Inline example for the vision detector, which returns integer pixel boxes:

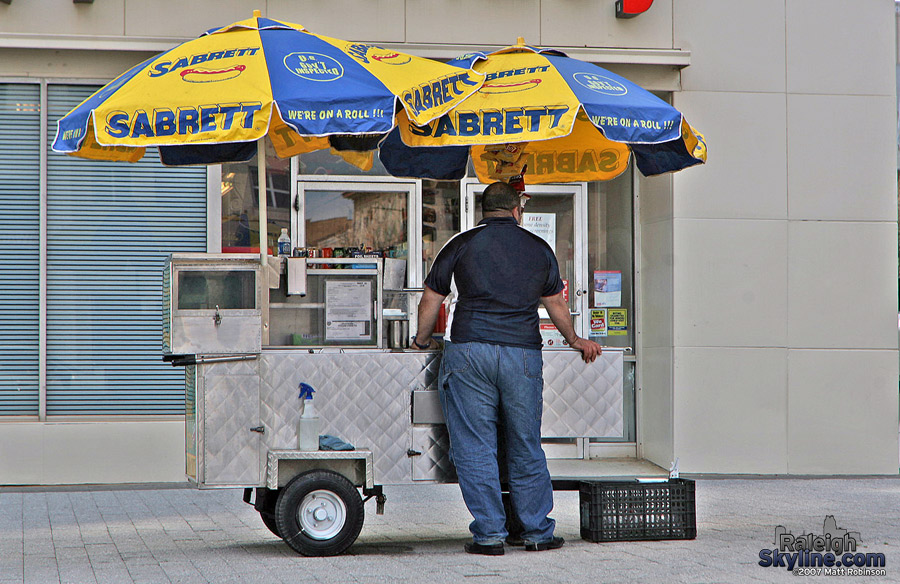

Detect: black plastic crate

[579,479,697,542]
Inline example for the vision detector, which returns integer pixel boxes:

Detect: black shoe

[524,536,565,552]
[465,541,505,556]
[505,536,525,546]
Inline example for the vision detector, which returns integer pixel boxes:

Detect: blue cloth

[424,216,563,350]
[438,341,555,544]
[318,434,355,451]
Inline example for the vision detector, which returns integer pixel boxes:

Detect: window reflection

[177,271,256,310]
[221,148,290,253]
[422,181,461,274]
[587,170,633,348]
[305,190,408,258]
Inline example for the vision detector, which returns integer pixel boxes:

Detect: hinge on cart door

[249,426,265,434]
[406,449,421,457]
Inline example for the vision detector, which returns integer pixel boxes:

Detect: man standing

[412,181,602,555]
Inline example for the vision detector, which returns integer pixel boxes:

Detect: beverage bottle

[297,382,320,451]
[277,228,291,257]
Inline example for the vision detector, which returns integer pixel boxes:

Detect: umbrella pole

[257,137,267,266]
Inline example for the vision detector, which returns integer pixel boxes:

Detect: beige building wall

[669,0,899,474]
[0,0,896,482]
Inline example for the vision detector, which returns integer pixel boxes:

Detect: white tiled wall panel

[787,349,899,474]
[786,0,896,96]
[674,218,788,348]
[674,347,788,474]
[405,0,541,46]
[541,0,673,50]
[674,0,786,93]
[787,94,898,222]
[673,91,788,221]
[787,221,899,350]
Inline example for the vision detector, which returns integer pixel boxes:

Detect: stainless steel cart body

[186,350,624,489]
[165,253,624,555]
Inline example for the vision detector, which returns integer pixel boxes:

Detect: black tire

[274,470,364,556]
[259,511,281,538]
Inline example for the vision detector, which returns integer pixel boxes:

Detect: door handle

[249,426,265,434]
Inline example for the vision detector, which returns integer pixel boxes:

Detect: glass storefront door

[463,180,588,345]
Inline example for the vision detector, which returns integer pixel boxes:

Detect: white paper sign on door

[522,213,556,253]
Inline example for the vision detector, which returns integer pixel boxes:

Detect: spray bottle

[297,382,320,451]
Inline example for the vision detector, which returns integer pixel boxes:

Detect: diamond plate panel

[201,360,261,486]
[407,351,623,438]
[541,351,624,438]
[411,426,457,482]
[266,450,374,490]
[195,350,620,488]
[259,352,441,485]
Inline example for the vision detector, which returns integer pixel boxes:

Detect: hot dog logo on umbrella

[346,43,412,66]
[283,52,344,81]
[371,50,412,65]
[479,78,542,93]
[180,64,247,83]
[479,65,548,94]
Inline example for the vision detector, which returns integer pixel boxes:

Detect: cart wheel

[274,470,364,556]
[259,511,281,538]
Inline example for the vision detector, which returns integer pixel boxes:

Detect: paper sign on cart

[325,280,372,341]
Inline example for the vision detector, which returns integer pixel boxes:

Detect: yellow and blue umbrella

[52,12,483,166]
[379,41,706,184]
[51,11,484,264]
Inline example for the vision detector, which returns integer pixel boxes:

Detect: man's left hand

[570,337,602,363]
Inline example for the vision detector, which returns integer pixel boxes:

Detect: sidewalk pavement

[1,477,899,584]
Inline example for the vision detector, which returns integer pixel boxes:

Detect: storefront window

[221,145,291,254]
[303,189,408,257]
[422,180,461,275]
[587,171,634,349]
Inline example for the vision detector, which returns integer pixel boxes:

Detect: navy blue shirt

[424,216,564,350]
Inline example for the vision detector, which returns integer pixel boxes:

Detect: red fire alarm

[615,0,654,18]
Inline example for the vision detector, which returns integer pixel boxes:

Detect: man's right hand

[570,337,602,363]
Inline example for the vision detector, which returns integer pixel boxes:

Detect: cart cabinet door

[541,351,624,438]
[410,426,456,482]
[202,365,261,486]
[172,267,262,355]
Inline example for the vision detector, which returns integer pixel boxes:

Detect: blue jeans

[438,341,555,544]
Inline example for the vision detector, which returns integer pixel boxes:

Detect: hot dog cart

[163,178,628,556]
